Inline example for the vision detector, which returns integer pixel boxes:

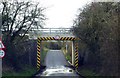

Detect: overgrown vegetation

[73,2,119,76]
[3,66,36,77]
[1,0,46,76]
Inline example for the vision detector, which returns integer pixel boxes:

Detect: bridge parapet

[29,28,74,39]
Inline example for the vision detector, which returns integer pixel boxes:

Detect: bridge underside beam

[38,37,79,41]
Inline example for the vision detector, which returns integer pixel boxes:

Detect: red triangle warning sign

[0,38,5,49]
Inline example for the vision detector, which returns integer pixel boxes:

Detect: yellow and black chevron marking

[37,37,80,69]
[38,37,79,41]
[37,38,41,70]
[60,37,76,41]
[75,43,79,69]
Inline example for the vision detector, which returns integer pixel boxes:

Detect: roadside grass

[77,66,99,78]
[2,67,36,77]
[66,55,71,62]
[41,47,49,65]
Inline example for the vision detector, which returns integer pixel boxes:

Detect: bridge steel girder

[36,36,80,70]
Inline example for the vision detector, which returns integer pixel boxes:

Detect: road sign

[0,38,5,49]
[0,50,5,58]
[54,35,60,40]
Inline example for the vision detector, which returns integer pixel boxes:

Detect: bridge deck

[29,28,75,39]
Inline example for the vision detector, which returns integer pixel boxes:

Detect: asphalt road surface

[45,50,69,68]
[36,50,79,77]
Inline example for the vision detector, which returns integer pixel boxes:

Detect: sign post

[0,13,2,78]
[0,38,5,78]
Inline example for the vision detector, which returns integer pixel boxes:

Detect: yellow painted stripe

[42,37,45,40]
[75,48,78,50]
[44,37,46,40]
[45,37,48,40]
[75,57,78,61]
[75,52,78,55]
[37,51,40,55]
[75,54,78,57]
[38,37,41,40]
[37,40,41,44]
[75,47,78,50]
[46,37,49,40]
[37,57,40,60]
[53,37,55,40]
[39,37,42,40]
[37,60,40,64]
[37,42,41,45]
[41,37,43,40]
[37,66,40,69]
[50,37,53,40]
[60,37,62,40]
[37,67,40,69]
[37,50,40,53]
[69,37,72,40]
[75,63,78,67]
[71,37,73,40]
[62,37,65,40]
[37,45,40,48]
[73,37,76,40]
[42,37,44,40]
[37,48,40,51]
[37,40,41,43]
[37,50,40,54]
[75,66,78,68]
[75,50,78,52]
[60,37,63,40]
[49,37,51,40]
[37,54,40,58]
[68,37,71,40]
[37,63,40,66]
[67,37,69,40]
[74,38,76,40]
[37,66,40,68]
[66,37,69,40]
[48,37,50,40]
[75,60,78,64]
[75,53,78,55]
[64,37,67,40]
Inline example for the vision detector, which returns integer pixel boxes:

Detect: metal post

[72,41,74,66]
[66,41,67,54]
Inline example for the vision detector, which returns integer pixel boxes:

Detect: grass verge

[2,67,36,78]
[77,66,99,78]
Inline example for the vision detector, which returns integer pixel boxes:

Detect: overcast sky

[4,0,92,28]
[33,0,92,28]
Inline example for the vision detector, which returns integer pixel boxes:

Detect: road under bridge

[35,50,81,77]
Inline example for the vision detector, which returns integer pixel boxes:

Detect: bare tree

[1,0,46,71]
[2,0,46,43]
